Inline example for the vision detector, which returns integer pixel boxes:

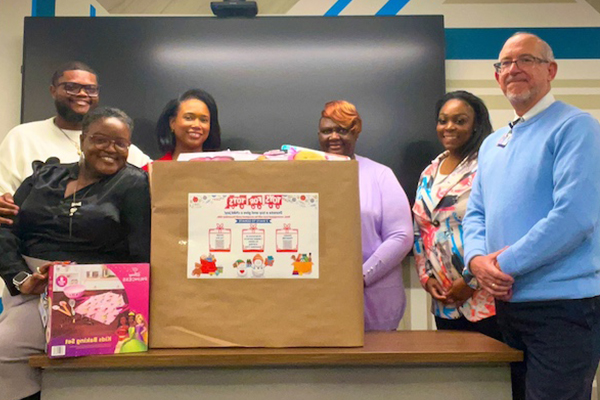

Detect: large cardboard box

[149,161,363,348]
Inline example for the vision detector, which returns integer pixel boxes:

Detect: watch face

[13,271,31,285]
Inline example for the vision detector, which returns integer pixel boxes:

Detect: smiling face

[51,70,99,124]
[318,117,359,158]
[170,99,211,154]
[495,34,557,115]
[436,99,475,156]
[80,117,130,177]
[252,264,265,277]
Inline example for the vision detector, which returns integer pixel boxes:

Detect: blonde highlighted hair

[321,100,362,134]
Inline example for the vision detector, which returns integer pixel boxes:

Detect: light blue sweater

[464,101,600,302]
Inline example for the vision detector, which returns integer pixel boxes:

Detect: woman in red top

[144,89,221,170]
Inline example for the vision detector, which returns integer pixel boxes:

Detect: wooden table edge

[30,331,523,369]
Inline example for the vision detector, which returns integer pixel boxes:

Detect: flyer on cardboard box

[187,193,319,279]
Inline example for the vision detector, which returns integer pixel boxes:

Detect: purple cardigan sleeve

[362,167,413,287]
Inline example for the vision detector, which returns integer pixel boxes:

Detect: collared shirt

[514,92,556,122]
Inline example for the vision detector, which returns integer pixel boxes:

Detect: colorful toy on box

[174,146,350,162]
[44,263,150,358]
[279,145,350,161]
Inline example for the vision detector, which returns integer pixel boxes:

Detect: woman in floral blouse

[413,91,501,340]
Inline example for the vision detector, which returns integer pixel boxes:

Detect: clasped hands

[469,248,513,301]
[425,276,474,306]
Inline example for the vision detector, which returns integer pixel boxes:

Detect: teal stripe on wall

[31,0,55,16]
[325,0,353,16]
[446,28,600,60]
[376,0,411,16]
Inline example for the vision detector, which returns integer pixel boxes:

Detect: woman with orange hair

[318,100,413,331]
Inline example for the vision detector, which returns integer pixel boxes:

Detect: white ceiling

[97,0,299,15]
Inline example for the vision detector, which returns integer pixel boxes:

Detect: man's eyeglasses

[85,134,131,152]
[319,127,351,136]
[493,55,549,74]
[56,82,100,97]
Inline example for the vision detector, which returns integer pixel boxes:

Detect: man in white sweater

[0,61,150,198]
[0,61,150,310]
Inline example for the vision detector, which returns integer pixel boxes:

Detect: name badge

[497,131,512,148]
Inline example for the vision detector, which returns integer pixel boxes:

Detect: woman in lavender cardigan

[317,100,413,331]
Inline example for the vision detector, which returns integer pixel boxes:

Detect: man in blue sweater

[463,32,600,400]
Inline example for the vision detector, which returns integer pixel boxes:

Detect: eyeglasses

[318,127,351,136]
[85,134,131,152]
[493,55,549,74]
[56,82,100,97]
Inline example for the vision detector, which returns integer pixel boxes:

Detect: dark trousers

[496,296,600,400]
[435,315,504,342]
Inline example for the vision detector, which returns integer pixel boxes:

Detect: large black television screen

[22,16,445,202]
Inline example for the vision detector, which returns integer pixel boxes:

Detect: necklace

[55,123,82,156]
[68,182,93,237]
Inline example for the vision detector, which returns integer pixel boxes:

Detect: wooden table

[31,331,522,400]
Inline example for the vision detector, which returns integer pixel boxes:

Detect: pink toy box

[45,263,150,358]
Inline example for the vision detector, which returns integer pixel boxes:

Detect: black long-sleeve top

[0,161,151,296]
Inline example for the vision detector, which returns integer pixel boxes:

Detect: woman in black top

[0,107,150,400]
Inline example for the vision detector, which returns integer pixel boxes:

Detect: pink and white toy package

[45,263,150,358]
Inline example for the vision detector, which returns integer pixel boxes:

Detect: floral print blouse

[413,151,495,322]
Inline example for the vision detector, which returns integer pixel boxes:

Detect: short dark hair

[434,90,493,160]
[82,106,134,135]
[156,88,221,154]
[51,61,97,86]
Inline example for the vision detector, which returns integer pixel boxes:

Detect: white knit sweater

[0,117,151,194]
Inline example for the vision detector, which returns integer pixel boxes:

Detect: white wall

[55,0,108,16]
[0,0,31,143]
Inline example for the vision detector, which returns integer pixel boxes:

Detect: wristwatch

[12,271,32,292]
